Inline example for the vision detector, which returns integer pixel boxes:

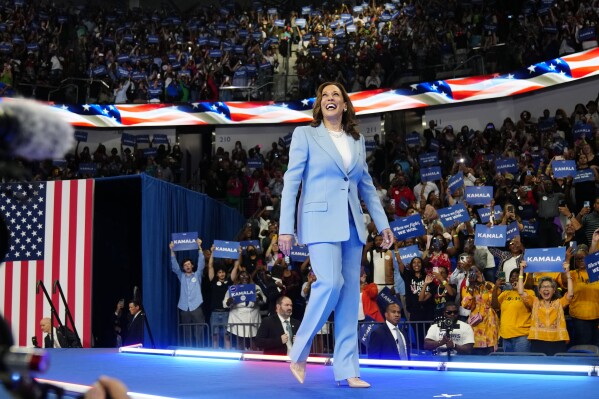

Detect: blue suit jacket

[279,123,389,244]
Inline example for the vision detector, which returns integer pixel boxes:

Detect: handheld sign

[521,220,538,237]
[474,224,507,247]
[552,160,576,178]
[397,244,422,265]
[584,251,599,283]
[74,130,88,142]
[477,205,503,224]
[376,286,401,314]
[448,172,464,194]
[78,163,96,176]
[437,203,470,227]
[171,232,198,251]
[421,166,442,182]
[495,158,518,174]
[574,169,595,183]
[240,240,261,254]
[506,221,520,240]
[390,214,426,241]
[418,152,439,167]
[465,186,493,205]
[228,284,256,304]
[213,240,240,259]
[524,247,566,272]
[290,245,309,262]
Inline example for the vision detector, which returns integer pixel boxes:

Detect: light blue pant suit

[279,123,390,380]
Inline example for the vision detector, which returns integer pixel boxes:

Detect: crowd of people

[1,1,599,103]
[164,91,599,358]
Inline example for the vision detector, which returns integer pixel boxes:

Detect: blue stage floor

[32,349,598,399]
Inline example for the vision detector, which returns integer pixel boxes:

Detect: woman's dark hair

[310,81,359,140]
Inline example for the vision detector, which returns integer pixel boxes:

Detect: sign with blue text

[228,284,256,303]
[437,203,470,227]
[390,214,426,241]
[477,205,503,224]
[465,186,493,205]
[474,224,507,247]
[171,232,198,251]
[524,247,566,272]
[213,240,240,259]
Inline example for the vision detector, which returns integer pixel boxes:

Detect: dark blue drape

[140,174,246,347]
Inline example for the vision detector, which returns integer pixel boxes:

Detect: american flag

[48,47,599,128]
[0,180,94,347]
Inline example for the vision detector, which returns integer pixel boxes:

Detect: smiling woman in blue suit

[278,82,394,388]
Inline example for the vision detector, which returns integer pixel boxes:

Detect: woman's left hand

[380,228,395,250]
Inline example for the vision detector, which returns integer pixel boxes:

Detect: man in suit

[255,296,300,355]
[123,299,145,346]
[368,303,408,360]
[40,317,81,348]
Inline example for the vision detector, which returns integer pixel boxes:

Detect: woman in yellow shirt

[569,245,599,346]
[517,259,573,355]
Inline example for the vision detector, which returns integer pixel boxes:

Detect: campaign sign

[52,159,67,168]
[506,221,520,240]
[228,284,256,304]
[390,214,426,241]
[171,232,198,251]
[524,247,566,272]
[406,132,421,147]
[74,130,88,142]
[213,240,240,259]
[421,166,442,182]
[465,186,493,205]
[153,134,168,144]
[376,286,401,314]
[437,203,470,227]
[495,158,518,174]
[136,134,150,144]
[397,244,422,264]
[584,251,599,283]
[429,139,439,151]
[521,220,538,237]
[552,160,576,178]
[240,240,261,254]
[573,123,592,140]
[290,245,309,262]
[418,152,439,167]
[448,172,464,194]
[247,158,263,169]
[398,197,409,211]
[78,163,96,176]
[121,133,136,147]
[477,205,503,223]
[474,224,507,247]
[359,315,377,347]
[143,147,157,158]
[574,169,595,183]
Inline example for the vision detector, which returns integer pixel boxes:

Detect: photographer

[424,303,474,355]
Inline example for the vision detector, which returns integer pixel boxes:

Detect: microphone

[0,346,50,374]
[0,98,74,161]
[35,280,41,294]
[52,280,58,294]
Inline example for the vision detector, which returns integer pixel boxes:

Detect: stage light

[174,349,243,360]
[240,353,330,364]
[35,378,176,399]
[119,347,175,356]
[445,361,596,375]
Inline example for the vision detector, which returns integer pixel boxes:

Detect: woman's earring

[344,108,347,112]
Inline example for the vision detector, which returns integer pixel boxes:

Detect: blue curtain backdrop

[140,174,246,347]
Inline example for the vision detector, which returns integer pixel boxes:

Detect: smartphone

[506,205,514,213]
[432,266,439,274]
[569,241,577,252]
[584,201,590,208]
[496,271,505,279]
[459,255,468,263]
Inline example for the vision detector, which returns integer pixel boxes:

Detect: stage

[27,348,599,399]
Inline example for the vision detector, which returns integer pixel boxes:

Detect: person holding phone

[577,197,599,245]
[573,151,598,213]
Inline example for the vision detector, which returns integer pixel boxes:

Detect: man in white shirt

[424,303,474,355]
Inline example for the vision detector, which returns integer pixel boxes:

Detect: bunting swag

[46,47,599,128]
[0,180,94,347]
